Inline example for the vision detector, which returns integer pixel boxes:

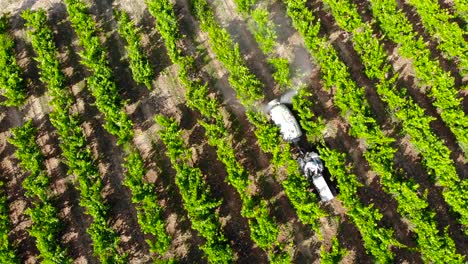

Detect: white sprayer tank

[312,175,334,202]
[268,100,302,142]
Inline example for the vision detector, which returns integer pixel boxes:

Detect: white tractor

[267,99,334,202]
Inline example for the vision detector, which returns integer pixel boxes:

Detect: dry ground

[0,0,467,263]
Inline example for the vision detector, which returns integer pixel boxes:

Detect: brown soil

[350,0,467,163]
[313,0,467,256]
[396,0,465,84]
[0,0,467,262]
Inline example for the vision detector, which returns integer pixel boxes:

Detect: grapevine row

[235,0,292,88]
[320,237,347,264]
[144,0,286,260]
[321,147,399,262]
[109,6,173,256]
[0,181,18,263]
[8,121,72,263]
[367,0,468,156]
[60,2,173,257]
[64,0,133,145]
[282,0,464,262]
[191,0,327,236]
[236,0,384,255]
[0,23,20,254]
[155,115,234,263]
[22,9,125,262]
[192,0,264,106]
[113,9,154,90]
[0,15,26,107]
[229,0,347,258]
[452,0,468,23]
[122,150,172,256]
[292,89,401,262]
[321,0,468,236]
[405,0,468,75]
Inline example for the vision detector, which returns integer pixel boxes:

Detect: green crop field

[0,0,466,262]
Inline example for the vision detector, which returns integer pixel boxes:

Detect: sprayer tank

[268,100,302,142]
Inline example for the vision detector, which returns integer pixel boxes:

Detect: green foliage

[323,0,468,240]
[405,0,468,75]
[249,8,276,54]
[453,0,468,24]
[294,89,399,262]
[155,115,234,263]
[321,148,399,262]
[8,120,72,263]
[112,6,172,258]
[113,9,154,89]
[368,0,468,157]
[64,0,133,145]
[269,250,291,264]
[291,89,325,143]
[238,2,292,89]
[122,151,171,255]
[235,0,257,14]
[246,110,326,235]
[145,0,182,64]
[27,202,72,264]
[146,0,283,257]
[24,8,171,260]
[8,121,48,201]
[221,2,325,239]
[22,9,126,263]
[0,15,27,107]
[0,181,18,264]
[320,237,347,264]
[284,0,465,262]
[191,0,264,105]
[190,0,326,240]
[268,57,291,88]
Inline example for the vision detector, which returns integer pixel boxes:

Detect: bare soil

[0,0,466,263]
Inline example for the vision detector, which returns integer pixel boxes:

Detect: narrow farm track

[0,0,466,262]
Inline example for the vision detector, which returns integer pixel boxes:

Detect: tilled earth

[0,0,467,263]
